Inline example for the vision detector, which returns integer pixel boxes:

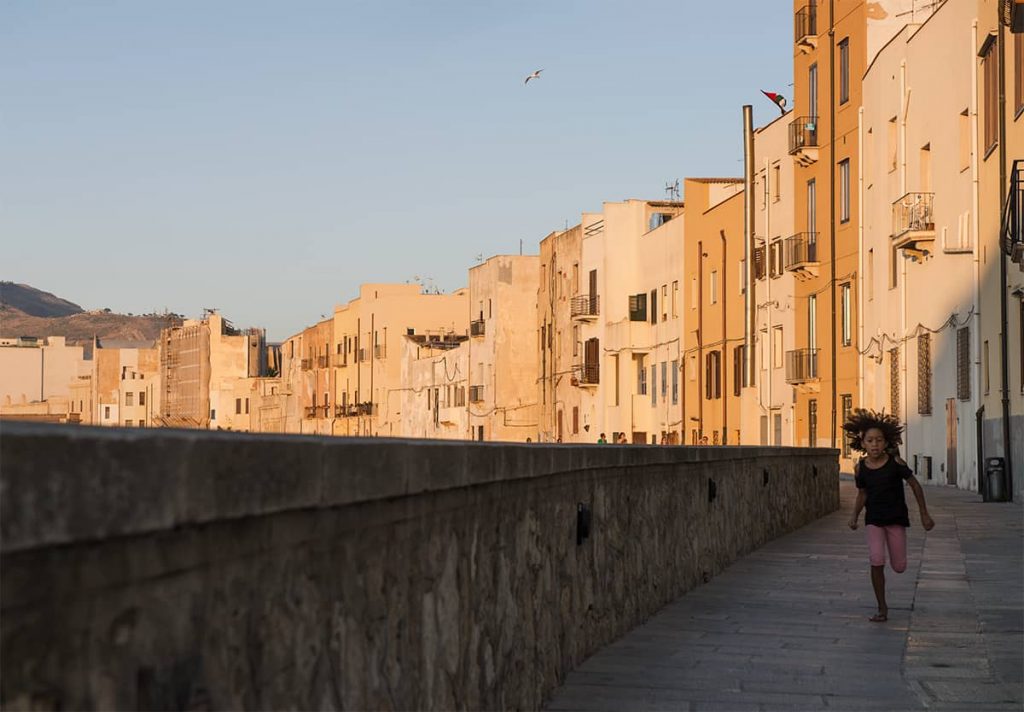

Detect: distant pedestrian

[845,409,934,623]
[699,435,709,446]
[618,434,628,445]
[597,433,607,444]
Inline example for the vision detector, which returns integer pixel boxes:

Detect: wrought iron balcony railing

[575,363,599,385]
[785,348,819,384]
[788,116,819,153]
[570,294,600,319]
[1001,159,1023,263]
[892,192,935,238]
[794,4,818,50]
[470,319,485,337]
[784,232,819,272]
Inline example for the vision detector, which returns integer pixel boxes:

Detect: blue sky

[2,1,791,340]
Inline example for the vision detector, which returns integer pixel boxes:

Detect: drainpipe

[857,106,865,413]
[900,60,911,458]
[970,19,982,491]
[997,21,1012,498]
[829,0,838,449]
[764,157,774,426]
[743,105,756,389]
[721,229,728,443]
[698,240,704,438]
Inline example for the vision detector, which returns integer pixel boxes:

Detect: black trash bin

[985,457,1007,502]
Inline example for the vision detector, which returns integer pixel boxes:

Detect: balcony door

[808,63,818,119]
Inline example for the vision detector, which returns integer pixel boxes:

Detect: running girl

[845,409,935,623]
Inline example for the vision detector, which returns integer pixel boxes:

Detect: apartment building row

[2,0,1019,497]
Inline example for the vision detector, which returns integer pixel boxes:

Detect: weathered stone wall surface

[1,423,839,711]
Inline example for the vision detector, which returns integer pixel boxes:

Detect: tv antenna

[664,179,680,202]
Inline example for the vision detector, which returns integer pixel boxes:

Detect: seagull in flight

[524,69,543,85]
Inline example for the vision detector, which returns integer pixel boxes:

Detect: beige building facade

[751,115,799,447]
[467,255,540,442]
[399,334,469,440]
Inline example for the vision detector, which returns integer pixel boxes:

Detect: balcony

[573,363,600,387]
[788,116,819,166]
[304,406,319,419]
[1001,0,1024,32]
[892,192,935,258]
[470,319,485,337]
[358,348,368,362]
[570,295,600,320]
[783,232,819,277]
[794,4,818,53]
[469,385,484,403]
[300,358,312,371]
[1001,159,1023,265]
[785,348,819,385]
[317,356,328,369]
[374,344,386,360]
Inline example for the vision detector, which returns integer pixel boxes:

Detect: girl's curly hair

[842,408,904,453]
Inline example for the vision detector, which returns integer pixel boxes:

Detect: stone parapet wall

[1,423,839,710]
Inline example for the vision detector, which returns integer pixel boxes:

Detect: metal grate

[956,327,971,400]
[917,333,932,415]
[889,347,900,418]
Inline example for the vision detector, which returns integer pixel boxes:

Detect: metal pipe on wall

[743,105,756,388]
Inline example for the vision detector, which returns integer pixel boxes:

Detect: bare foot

[869,611,888,623]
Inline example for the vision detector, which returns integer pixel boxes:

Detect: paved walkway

[545,480,1022,711]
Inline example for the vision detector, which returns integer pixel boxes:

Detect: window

[984,339,990,394]
[650,289,658,325]
[573,263,579,294]
[808,294,817,350]
[773,326,784,368]
[839,159,851,223]
[841,395,853,458]
[890,347,900,418]
[888,117,898,172]
[573,406,579,435]
[573,325,579,357]
[651,364,657,405]
[125,419,133,427]
[959,109,971,172]
[124,392,134,406]
[733,346,745,397]
[138,420,145,427]
[629,293,647,321]
[753,246,766,280]
[637,356,647,395]
[671,359,679,404]
[138,391,146,407]
[235,398,242,415]
[890,243,900,289]
[1016,33,1024,117]
[705,351,722,400]
[661,284,668,321]
[867,248,875,301]
[210,409,216,420]
[839,38,849,104]
[807,179,816,233]
[104,406,111,419]
[661,361,667,400]
[710,271,718,304]
[841,283,852,346]
[918,333,932,415]
[612,354,620,406]
[772,163,781,202]
[672,281,679,317]
[982,36,998,155]
[808,399,818,446]
[769,239,783,278]
[808,63,818,119]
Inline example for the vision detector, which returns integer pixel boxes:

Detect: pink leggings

[866,524,907,572]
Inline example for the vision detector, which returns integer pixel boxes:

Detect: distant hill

[0,282,183,346]
[0,282,83,318]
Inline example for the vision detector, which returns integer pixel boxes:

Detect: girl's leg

[886,525,908,573]
[866,525,888,621]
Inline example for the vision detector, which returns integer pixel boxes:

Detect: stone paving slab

[544,480,1022,711]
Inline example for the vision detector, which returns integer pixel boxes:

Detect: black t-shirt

[855,456,914,527]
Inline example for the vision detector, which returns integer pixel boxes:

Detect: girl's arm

[906,476,935,530]
[849,489,866,529]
